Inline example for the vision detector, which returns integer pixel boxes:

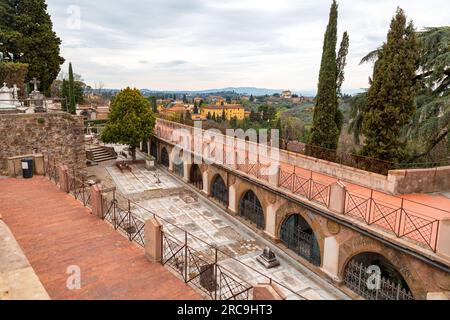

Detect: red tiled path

[0,176,201,300]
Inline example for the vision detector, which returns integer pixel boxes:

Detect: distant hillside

[88,87,365,97]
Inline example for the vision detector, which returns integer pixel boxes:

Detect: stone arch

[173,149,184,177]
[210,174,228,206]
[274,202,325,266]
[338,237,424,299]
[239,190,265,230]
[160,146,170,168]
[342,251,414,300]
[279,213,322,266]
[190,164,203,190]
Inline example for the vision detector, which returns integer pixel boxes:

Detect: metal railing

[344,260,414,300]
[43,155,93,208]
[99,190,307,300]
[344,190,441,252]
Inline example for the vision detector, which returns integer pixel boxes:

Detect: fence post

[328,181,346,214]
[144,218,163,263]
[58,165,69,193]
[90,183,104,218]
[128,200,132,241]
[184,231,188,282]
[214,247,218,301]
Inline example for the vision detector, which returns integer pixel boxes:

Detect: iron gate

[211,175,228,206]
[190,164,203,190]
[239,191,265,230]
[151,142,158,160]
[280,214,321,266]
[344,260,414,300]
[161,148,170,167]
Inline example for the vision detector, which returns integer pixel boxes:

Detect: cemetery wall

[0,112,86,173]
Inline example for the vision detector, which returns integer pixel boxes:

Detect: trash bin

[21,158,34,179]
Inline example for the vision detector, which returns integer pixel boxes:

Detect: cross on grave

[30,78,40,92]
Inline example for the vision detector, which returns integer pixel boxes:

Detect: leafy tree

[310,0,345,150]
[101,88,155,161]
[222,108,226,121]
[68,63,76,114]
[249,94,254,102]
[361,8,419,161]
[0,0,64,95]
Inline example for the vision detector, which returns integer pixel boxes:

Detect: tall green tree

[68,63,76,114]
[101,88,155,161]
[149,96,158,113]
[0,0,64,95]
[361,8,419,161]
[310,0,342,150]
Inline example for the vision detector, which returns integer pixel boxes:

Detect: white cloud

[46,0,450,92]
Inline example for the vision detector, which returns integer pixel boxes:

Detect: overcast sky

[46,0,450,92]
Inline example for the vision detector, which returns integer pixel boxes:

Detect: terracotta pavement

[0,176,201,300]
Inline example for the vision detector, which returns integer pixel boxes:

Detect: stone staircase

[86,146,117,163]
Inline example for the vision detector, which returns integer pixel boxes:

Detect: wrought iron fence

[278,170,331,207]
[161,232,253,300]
[44,157,59,184]
[344,260,414,300]
[344,190,441,251]
[67,171,92,208]
[101,194,145,248]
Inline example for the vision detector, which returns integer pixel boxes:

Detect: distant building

[201,104,246,121]
[208,96,226,106]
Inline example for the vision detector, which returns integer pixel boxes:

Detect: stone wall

[0,112,86,173]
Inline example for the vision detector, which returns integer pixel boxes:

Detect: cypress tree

[68,62,76,114]
[361,8,418,161]
[61,78,68,111]
[310,0,340,150]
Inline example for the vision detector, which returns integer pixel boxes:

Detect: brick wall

[0,112,86,173]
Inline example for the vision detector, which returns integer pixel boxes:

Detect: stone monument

[0,83,18,113]
[29,78,45,113]
[256,247,280,269]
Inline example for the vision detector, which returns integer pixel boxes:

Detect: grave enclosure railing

[99,191,305,300]
[43,156,93,208]
[155,119,446,252]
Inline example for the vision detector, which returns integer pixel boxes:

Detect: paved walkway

[0,176,201,300]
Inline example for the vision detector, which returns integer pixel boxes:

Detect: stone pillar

[34,154,45,175]
[147,141,151,156]
[228,185,238,214]
[268,165,280,187]
[58,165,69,193]
[90,184,104,219]
[321,236,341,281]
[264,204,278,240]
[436,219,450,260]
[145,218,163,262]
[253,283,285,300]
[183,162,190,183]
[202,171,210,195]
[329,181,346,214]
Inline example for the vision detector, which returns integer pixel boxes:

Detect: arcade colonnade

[142,139,449,301]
